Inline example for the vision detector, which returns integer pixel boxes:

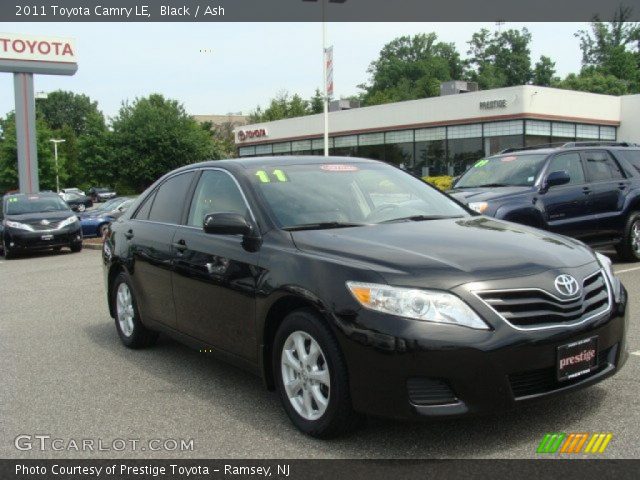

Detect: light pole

[49,139,65,193]
[303,0,346,156]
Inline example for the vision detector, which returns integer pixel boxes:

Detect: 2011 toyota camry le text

[102,156,629,438]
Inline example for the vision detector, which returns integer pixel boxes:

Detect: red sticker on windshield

[501,156,518,162]
[320,164,359,172]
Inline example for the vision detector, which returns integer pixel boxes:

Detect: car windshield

[455,154,549,188]
[96,198,122,211]
[249,161,469,229]
[66,192,83,200]
[5,195,70,215]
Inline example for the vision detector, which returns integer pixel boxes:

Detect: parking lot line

[614,266,640,274]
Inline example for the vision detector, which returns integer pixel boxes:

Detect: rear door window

[582,150,624,181]
[148,172,196,224]
[618,150,640,175]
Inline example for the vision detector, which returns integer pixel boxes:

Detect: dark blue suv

[449,142,640,261]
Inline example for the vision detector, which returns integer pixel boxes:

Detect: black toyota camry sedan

[1,192,83,259]
[102,157,628,438]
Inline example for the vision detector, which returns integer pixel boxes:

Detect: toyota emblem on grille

[554,274,580,297]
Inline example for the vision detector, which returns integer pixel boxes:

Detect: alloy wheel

[116,283,135,337]
[632,221,640,255]
[281,331,330,421]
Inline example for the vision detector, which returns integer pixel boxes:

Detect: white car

[60,187,85,196]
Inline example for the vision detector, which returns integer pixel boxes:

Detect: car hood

[6,211,75,225]
[448,186,533,204]
[291,217,597,290]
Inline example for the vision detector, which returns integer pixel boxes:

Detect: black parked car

[1,192,83,259]
[449,142,640,261]
[60,191,93,212]
[89,187,117,203]
[103,156,627,438]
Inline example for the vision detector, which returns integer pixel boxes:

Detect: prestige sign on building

[0,32,77,193]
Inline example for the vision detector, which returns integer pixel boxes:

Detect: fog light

[10,242,15,247]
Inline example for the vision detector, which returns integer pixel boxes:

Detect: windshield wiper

[283,222,368,232]
[380,215,464,224]
[467,183,511,188]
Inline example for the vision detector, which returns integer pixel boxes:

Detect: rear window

[618,150,640,174]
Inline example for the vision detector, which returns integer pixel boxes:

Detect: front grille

[508,345,616,399]
[407,378,458,405]
[476,271,610,328]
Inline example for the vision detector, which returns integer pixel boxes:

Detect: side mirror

[203,212,252,236]
[543,170,571,191]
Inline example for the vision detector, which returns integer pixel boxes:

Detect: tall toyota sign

[0,32,78,193]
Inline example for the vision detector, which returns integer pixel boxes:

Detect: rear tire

[111,272,158,349]
[273,308,362,438]
[616,212,640,262]
[70,242,82,253]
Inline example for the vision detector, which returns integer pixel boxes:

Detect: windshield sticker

[474,159,489,168]
[501,156,518,162]
[527,176,535,182]
[272,169,289,182]
[27,196,39,200]
[255,170,271,183]
[8,197,18,202]
[320,164,359,172]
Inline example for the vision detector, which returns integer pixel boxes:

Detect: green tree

[110,94,221,191]
[35,90,111,188]
[249,91,315,123]
[532,56,557,86]
[570,6,640,93]
[553,68,630,95]
[0,112,63,192]
[466,28,533,88]
[359,33,464,105]
[309,88,324,114]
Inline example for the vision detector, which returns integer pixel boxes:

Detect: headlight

[59,215,79,228]
[595,252,621,302]
[468,202,489,214]
[3,220,34,231]
[346,281,490,330]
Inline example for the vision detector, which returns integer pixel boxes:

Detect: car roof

[181,155,382,171]
[5,192,60,199]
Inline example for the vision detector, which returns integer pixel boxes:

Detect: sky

[0,22,588,120]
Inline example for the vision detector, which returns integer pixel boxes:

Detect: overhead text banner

[1,0,640,22]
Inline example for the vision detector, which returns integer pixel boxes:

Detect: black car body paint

[102,157,628,422]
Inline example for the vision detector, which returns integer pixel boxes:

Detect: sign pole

[13,72,38,193]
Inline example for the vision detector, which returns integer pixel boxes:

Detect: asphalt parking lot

[0,248,638,459]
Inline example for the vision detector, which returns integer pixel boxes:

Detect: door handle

[172,239,187,252]
[618,183,627,190]
[124,229,134,240]
[582,187,591,195]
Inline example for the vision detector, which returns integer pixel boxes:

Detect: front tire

[273,309,362,438]
[616,212,640,262]
[70,242,82,253]
[111,272,158,349]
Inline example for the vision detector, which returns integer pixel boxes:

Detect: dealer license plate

[557,336,598,382]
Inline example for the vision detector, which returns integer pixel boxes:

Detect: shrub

[423,175,453,191]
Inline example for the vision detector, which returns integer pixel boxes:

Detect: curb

[83,242,103,251]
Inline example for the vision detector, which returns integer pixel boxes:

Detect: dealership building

[234,85,640,176]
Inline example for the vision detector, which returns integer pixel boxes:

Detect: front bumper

[3,225,82,251]
[334,275,629,420]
